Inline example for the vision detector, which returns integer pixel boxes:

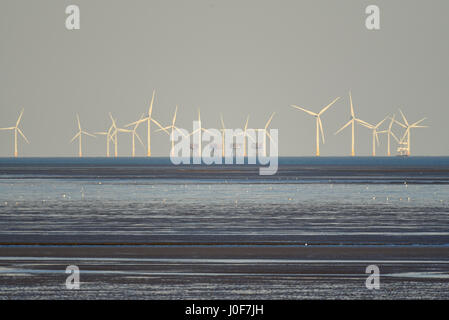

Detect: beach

[0,157,448,299]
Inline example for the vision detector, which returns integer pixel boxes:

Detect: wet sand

[1,157,448,298]
[2,244,449,260]
[1,157,449,183]
[1,245,449,299]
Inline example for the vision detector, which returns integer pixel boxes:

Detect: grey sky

[0,0,448,157]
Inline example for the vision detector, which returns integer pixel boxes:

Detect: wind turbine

[189,109,211,157]
[378,115,400,156]
[393,109,427,156]
[235,115,255,157]
[136,90,167,157]
[70,114,95,157]
[127,114,145,157]
[109,113,133,157]
[156,106,184,156]
[291,97,340,156]
[361,117,388,156]
[219,113,226,157]
[335,92,371,156]
[0,108,29,157]
[95,115,116,157]
[255,112,276,157]
[125,91,166,157]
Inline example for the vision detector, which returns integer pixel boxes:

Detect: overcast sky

[0,0,448,157]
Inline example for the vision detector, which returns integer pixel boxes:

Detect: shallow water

[0,177,448,244]
[1,157,449,299]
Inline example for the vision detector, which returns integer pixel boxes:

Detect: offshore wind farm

[1,0,449,302]
[0,91,430,158]
[1,90,448,301]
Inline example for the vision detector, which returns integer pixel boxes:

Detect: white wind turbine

[156,106,184,156]
[235,115,255,157]
[335,92,371,156]
[254,112,276,157]
[378,115,400,156]
[95,115,117,157]
[291,97,340,156]
[393,109,427,156]
[361,117,388,156]
[0,108,29,157]
[109,113,133,157]
[125,90,167,157]
[189,109,211,157]
[126,114,145,157]
[219,113,226,157]
[70,114,95,157]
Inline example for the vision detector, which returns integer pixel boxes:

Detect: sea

[0,156,448,299]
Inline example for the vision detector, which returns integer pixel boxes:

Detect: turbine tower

[156,106,183,156]
[393,109,427,156]
[70,114,95,157]
[0,108,29,157]
[219,113,226,157]
[189,109,211,157]
[125,90,167,157]
[95,115,116,157]
[378,115,400,156]
[335,92,371,156]
[235,115,255,157]
[361,117,388,156]
[127,114,145,157]
[109,113,135,157]
[291,97,340,156]
[255,112,276,157]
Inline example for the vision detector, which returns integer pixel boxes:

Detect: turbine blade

[148,90,155,117]
[151,118,167,131]
[125,117,147,127]
[400,129,408,143]
[349,92,354,117]
[375,117,388,128]
[109,113,117,127]
[83,131,96,138]
[335,120,352,135]
[398,109,409,126]
[17,128,29,144]
[391,131,400,143]
[188,128,201,136]
[244,116,249,131]
[290,105,317,117]
[319,97,340,115]
[393,118,407,128]
[220,113,225,130]
[16,109,24,127]
[155,126,171,134]
[389,114,395,130]
[411,117,426,127]
[174,126,188,138]
[135,132,145,147]
[355,118,373,128]
[266,131,274,143]
[246,133,256,142]
[76,114,81,131]
[70,132,80,143]
[265,112,275,129]
[202,128,214,135]
[0,127,14,130]
[172,106,178,126]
